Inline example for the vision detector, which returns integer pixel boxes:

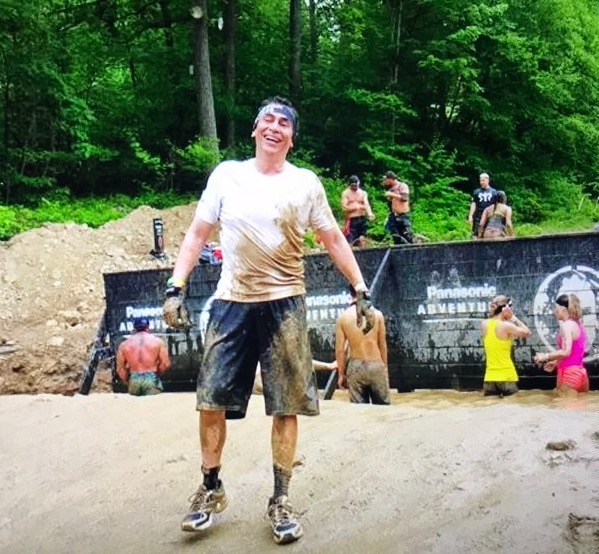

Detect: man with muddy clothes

[335,285,390,404]
[116,317,170,395]
[162,96,376,545]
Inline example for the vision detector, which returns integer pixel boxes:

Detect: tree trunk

[158,0,174,49]
[390,0,403,87]
[223,0,237,148]
[192,0,218,141]
[289,0,301,103]
[309,0,317,64]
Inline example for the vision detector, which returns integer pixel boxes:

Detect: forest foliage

[2,0,599,241]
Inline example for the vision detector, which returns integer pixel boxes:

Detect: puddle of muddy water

[331,389,599,412]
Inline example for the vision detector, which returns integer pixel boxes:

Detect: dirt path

[1,390,598,554]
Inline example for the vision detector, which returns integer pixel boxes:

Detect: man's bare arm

[116,346,129,383]
[335,318,348,388]
[363,192,375,219]
[334,319,346,373]
[157,340,171,374]
[385,190,404,200]
[468,201,476,223]
[172,216,215,284]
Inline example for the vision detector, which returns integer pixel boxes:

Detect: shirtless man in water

[116,317,171,395]
[335,285,390,404]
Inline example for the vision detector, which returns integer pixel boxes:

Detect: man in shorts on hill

[162,96,375,545]
[341,175,375,246]
[383,171,414,244]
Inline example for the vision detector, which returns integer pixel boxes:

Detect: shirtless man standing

[335,285,390,404]
[383,171,414,245]
[340,175,375,246]
[116,317,171,395]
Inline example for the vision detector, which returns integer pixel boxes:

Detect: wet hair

[133,317,150,331]
[349,175,360,185]
[491,294,512,316]
[555,293,582,320]
[254,96,299,140]
[496,190,507,203]
[384,171,397,180]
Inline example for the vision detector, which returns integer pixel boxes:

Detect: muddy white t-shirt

[195,159,337,302]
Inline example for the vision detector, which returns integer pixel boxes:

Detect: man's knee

[273,414,298,430]
[200,409,227,425]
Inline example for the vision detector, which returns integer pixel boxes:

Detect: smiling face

[253,104,295,159]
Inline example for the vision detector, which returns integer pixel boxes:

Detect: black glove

[356,290,376,334]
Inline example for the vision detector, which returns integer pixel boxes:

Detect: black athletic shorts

[347,216,367,245]
[197,295,319,419]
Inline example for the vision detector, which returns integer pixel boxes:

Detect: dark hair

[133,317,150,331]
[349,175,360,184]
[496,190,507,203]
[257,96,299,140]
[384,171,397,180]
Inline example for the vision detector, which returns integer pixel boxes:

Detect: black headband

[493,298,512,316]
[555,296,569,308]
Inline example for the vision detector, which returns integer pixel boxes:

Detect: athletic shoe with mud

[267,495,304,545]
[181,481,228,532]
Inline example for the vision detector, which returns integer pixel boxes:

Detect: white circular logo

[533,265,599,362]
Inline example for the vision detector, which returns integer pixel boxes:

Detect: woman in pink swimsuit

[533,293,589,395]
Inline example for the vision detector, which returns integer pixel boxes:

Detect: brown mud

[0,390,597,553]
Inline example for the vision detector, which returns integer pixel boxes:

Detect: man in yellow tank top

[481,295,531,396]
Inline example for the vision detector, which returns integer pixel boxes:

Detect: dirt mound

[0,204,197,394]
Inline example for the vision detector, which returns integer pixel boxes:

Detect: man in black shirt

[467,172,497,239]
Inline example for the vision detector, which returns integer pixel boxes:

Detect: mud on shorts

[197,295,319,419]
[347,359,390,405]
[128,372,163,396]
[483,381,518,397]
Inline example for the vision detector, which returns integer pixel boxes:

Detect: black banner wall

[104,232,599,392]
